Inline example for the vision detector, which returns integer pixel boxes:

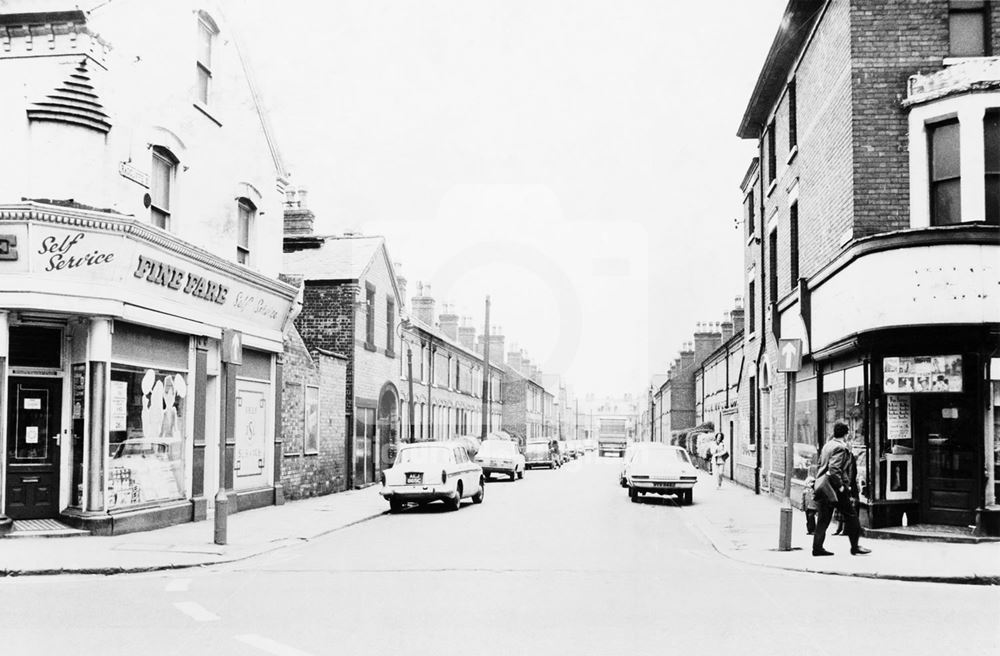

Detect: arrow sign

[777,339,802,372]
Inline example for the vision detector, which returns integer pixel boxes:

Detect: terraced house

[738,0,1000,534]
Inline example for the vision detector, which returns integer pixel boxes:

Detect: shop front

[807,326,998,534]
[0,204,297,535]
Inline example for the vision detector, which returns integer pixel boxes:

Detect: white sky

[231,0,789,397]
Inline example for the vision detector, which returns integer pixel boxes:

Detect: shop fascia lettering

[38,232,115,271]
[133,254,228,304]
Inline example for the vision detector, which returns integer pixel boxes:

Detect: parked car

[380,441,485,512]
[624,444,698,505]
[525,440,560,469]
[583,439,597,452]
[475,439,525,481]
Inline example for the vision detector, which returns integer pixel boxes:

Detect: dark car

[525,440,560,469]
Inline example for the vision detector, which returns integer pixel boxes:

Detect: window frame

[236,197,255,265]
[787,80,797,151]
[150,146,177,231]
[766,121,777,186]
[949,1,990,58]
[789,201,799,285]
[928,118,962,226]
[748,280,756,335]
[768,227,779,305]
[196,13,219,106]
[364,283,376,351]
[985,108,1000,224]
[385,296,395,356]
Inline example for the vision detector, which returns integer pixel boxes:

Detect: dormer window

[196,13,219,105]
[151,146,177,230]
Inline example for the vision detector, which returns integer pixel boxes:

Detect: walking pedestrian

[712,432,729,489]
[812,421,871,557]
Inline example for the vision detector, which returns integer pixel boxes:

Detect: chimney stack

[488,325,505,365]
[720,313,734,342]
[394,262,408,309]
[457,316,476,350]
[507,349,523,372]
[439,303,459,340]
[730,295,745,335]
[693,322,722,363]
[680,342,695,371]
[283,186,315,236]
[411,282,436,327]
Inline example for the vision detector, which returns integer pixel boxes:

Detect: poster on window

[883,356,962,393]
[886,395,911,441]
[885,454,913,501]
[109,380,128,431]
[235,384,268,486]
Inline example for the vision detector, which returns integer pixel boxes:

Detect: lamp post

[648,385,655,443]
[395,318,415,443]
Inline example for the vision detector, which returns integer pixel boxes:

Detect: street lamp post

[395,318,415,443]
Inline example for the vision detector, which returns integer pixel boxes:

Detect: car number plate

[653,482,674,488]
[406,473,422,485]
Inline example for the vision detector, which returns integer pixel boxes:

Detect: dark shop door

[915,395,977,526]
[5,377,63,520]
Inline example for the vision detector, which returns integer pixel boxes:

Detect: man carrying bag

[812,421,871,557]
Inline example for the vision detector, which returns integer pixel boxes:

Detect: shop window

[822,365,867,497]
[793,376,818,482]
[236,198,255,265]
[107,366,187,509]
[304,385,319,454]
[150,147,177,231]
[949,1,988,58]
[929,120,962,225]
[196,12,219,105]
[985,109,1000,224]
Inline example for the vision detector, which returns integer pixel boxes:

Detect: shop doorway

[5,377,62,520]
[914,395,977,526]
[378,384,399,471]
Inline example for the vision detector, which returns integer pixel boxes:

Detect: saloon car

[524,440,560,469]
[623,444,698,504]
[475,439,525,481]
[380,441,485,512]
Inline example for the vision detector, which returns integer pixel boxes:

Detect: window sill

[364,342,377,353]
[786,145,798,165]
[385,349,396,359]
[284,452,303,458]
[193,101,223,127]
[304,451,319,457]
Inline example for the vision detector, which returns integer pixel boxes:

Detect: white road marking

[173,601,220,622]
[164,578,191,592]
[234,634,316,656]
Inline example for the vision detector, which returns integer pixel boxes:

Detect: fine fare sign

[28,227,288,328]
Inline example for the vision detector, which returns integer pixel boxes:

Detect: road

[2,456,998,655]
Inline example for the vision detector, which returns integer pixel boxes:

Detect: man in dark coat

[812,421,871,557]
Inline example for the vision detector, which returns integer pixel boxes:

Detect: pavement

[682,470,1000,585]
[0,463,998,583]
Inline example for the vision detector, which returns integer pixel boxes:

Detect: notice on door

[25,426,38,444]
[24,398,41,410]
[109,380,128,432]
[887,395,911,441]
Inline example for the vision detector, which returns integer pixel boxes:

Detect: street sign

[777,339,802,373]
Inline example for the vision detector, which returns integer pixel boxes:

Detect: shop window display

[793,377,818,481]
[823,365,868,499]
[107,367,187,509]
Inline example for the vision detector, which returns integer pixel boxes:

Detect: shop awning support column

[87,317,112,513]
[215,329,241,545]
[0,311,10,535]
[191,337,209,521]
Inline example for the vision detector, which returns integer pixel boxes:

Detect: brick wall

[279,326,348,500]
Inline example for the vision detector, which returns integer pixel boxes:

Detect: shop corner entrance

[5,377,62,520]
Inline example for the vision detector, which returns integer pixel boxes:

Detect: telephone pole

[480,295,490,440]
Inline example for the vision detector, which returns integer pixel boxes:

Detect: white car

[380,441,485,512]
[475,439,525,481]
[624,444,698,505]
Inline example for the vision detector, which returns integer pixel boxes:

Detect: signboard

[777,339,802,373]
[883,355,962,393]
[886,395,911,441]
[10,224,294,335]
[0,234,17,261]
[119,161,150,188]
[234,385,267,485]
[109,380,128,431]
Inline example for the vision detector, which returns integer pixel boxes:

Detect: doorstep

[5,519,89,538]
[863,523,1000,544]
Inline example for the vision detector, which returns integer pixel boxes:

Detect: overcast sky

[232,0,788,398]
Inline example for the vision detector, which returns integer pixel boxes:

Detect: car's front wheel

[517,467,524,480]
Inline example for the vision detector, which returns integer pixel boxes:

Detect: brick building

[502,352,551,447]
[0,3,298,535]
[398,288,504,443]
[283,208,402,490]
[653,325,725,448]
[737,0,1000,532]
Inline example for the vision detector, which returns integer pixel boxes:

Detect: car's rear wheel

[517,468,524,480]
[472,477,485,504]
[449,484,463,511]
[682,490,693,505]
[628,486,639,502]
[508,470,516,481]
[389,498,404,513]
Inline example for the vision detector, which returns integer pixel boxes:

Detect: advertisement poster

[109,380,128,432]
[886,454,913,501]
[72,364,86,420]
[886,395,911,441]
[235,386,267,481]
[883,355,962,393]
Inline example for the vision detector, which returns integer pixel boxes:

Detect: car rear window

[479,441,515,456]
[525,443,548,454]
[396,446,453,465]
[633,448,689,466]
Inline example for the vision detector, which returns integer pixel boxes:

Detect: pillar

[191,336,209,520]
[0,311,10,534]
[87,317,112,513]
